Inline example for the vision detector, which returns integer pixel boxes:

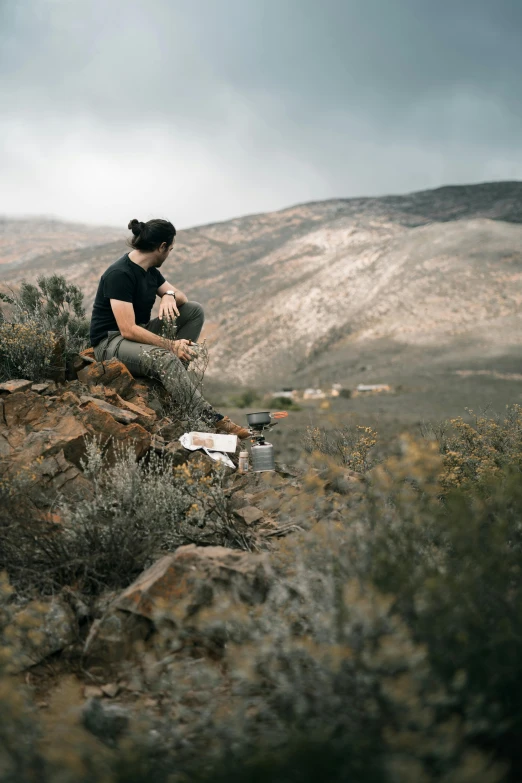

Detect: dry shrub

[0,440,247,598]
[303,423,378,471]
[424,405,522,489]
[141,321,214,431]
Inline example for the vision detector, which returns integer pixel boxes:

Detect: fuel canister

[251,441,275,472]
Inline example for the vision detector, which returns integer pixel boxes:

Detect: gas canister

[251,441,275,472]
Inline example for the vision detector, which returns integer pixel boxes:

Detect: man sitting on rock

[89,217,249,438]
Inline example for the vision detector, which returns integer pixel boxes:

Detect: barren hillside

[2,181,522,387]
[0,217,122,269]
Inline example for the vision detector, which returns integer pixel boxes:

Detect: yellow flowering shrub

[0,319,56,381]
[431,405,522,488]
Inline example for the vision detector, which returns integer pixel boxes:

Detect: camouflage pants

[93,301,216,426]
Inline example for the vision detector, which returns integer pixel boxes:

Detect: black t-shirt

[90,254,165,346]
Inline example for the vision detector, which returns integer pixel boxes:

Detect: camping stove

[246,411,288,472]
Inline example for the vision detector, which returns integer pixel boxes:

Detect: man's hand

[159,294,180,322]
[172,339,195,361]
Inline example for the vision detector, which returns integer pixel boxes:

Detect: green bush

[268,395,301,411]
[0,275,89,381]
[229,388,260,408]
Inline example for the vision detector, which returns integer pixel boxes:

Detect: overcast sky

[1,0,521,229]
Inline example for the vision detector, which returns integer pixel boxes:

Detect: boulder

[80,347,96,362]
[83,609,151,663]
[82,698,130,747]
[79,396,138,425]
[0,379,32,394]
[0,386,151,505]
[116,397,156,428]
[100,389,156,428]
[33,449,92,500]
[234,505,264,525]
[3,390,46,427]
[116,545,272,623]
[26,411,89,468]
[8,598,77,673]
[155,419,185,441]
[31,382,53,394]
[162,440,191,467]
[77,358,136,399]
[79,401,151,461]
[186,450,235,477]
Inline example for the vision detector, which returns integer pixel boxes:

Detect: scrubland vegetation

[0,275,89,382]
[1,277,522,781]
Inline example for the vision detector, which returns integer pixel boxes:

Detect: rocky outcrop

[7,598,77,673]
[0,362,156,506]
[117,544,272,619]
[77,357,136,399]
[84,545,273,662]
[78,400,151,462]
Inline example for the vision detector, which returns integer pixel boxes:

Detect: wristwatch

[164,290,176,298]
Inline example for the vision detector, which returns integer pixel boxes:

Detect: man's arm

[110,300,194,360]
[157,281,188,305]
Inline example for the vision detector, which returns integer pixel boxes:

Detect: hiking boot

[214,416,251,440]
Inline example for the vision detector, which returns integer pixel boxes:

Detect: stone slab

[234,505,264,525]
[80,396,138,425]
[0,379,32,394]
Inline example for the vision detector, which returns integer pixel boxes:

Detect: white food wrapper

[202,448,236,468]
[179,431,238,453]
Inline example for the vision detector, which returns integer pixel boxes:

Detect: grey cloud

[0,0,521,226]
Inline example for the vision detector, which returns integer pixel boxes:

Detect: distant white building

[303,387,326,400]
[356,384,391,393]
[330,383,343,397]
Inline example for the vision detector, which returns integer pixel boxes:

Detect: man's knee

[181,301,205,322]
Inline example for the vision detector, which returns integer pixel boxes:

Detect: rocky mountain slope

[0,217,122,270]
[2,181,522,387]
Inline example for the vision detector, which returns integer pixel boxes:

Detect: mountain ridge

[2,181,522,387]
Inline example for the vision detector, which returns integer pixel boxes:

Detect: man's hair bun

[127,217,176,253]
[128,218,144,236]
